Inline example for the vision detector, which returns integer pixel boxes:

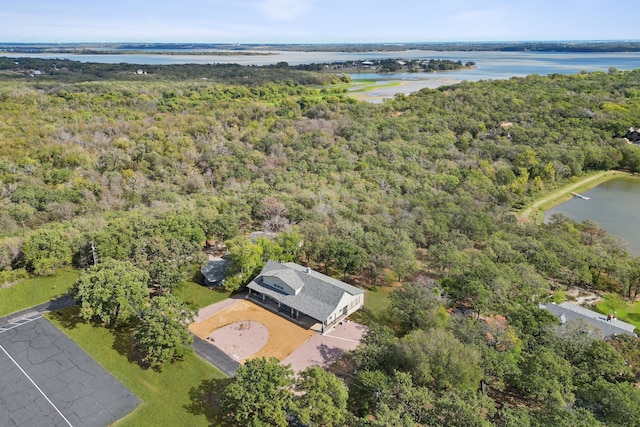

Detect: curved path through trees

[518,171,626,223]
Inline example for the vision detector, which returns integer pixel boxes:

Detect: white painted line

[0,315,43,335]
[322,335,360,343]
[0,344,73,427]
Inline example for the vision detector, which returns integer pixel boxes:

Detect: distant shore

[347,78,461,103]
[2,40,640,53]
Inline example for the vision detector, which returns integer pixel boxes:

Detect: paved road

[192,335,239,377]
[0,295,75,328]
[0,316,140,427]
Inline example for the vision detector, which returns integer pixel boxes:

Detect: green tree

[532,404,603,427]
[397,328,483,391]
[577,378,640,427]
[224,236,263,291]
[513,346,574,405]
[352,323,398,373]
[255,236,284,263]
[390,282,446,332]
[22,227,73,276]
[323,237,368,281]
[348,369,389,418]
[426,390,494,427]
[377,371,432,426]
[275,229,303,262]
[134,294,195,368]
[70,258,149,326]
[147,258,184,292]
[294,366,349,427]
[221,357,294,427]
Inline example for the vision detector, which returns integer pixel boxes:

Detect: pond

[543,177,640,256]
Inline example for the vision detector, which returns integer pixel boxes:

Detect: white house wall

[262,276,297,295]
[325,293,364,324]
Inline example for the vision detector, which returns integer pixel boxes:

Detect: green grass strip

[174,279,231,309]
[0,269,79,317]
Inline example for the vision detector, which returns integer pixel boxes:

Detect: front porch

[247,289,319,330]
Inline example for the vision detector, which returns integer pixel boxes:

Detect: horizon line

[2,39,640,45]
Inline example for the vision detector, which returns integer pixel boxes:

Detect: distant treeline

[0,57,341,85]
[2,41,640,53]
[295,58,474,73]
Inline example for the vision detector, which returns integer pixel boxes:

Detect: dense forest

[2,58,640,426]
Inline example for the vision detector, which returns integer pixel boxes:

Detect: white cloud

[257,0,311,21]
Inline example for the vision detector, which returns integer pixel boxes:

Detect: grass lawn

[348,80,402,93]
[595,295,640,330]
[174,279,231,309]
[47,308,231,427]
[352,286,394,328]
[0,269,79,318]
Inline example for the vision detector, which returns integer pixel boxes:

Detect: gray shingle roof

[247,260,364,322]
[541,302,637,337]
[201,258,229,285]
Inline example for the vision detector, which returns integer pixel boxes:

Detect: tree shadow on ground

[110,321,141,365]
[184,377,233,427]
[48,306,83,330]
[318,343,345,366]
[352,306,396,330]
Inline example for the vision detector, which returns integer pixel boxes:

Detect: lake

[5,49,640,75]
[543,177,640,256]
[6,49,640,101]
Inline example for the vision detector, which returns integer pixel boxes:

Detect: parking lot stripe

[0,315,42,335]
[0,344,73,427]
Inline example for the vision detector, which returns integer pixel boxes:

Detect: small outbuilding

[201,257,229,287]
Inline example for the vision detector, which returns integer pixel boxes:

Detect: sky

[1,0,637,44]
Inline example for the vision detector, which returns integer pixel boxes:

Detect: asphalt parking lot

[0,315,140,427]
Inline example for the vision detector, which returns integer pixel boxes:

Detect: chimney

[306,267,311,274]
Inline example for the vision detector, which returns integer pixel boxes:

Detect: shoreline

[518,170,637,224]
[346,78,461,103]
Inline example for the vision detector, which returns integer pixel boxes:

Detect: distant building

[247,260,365,333]
[625,127,640,144]
[540,301,637,337]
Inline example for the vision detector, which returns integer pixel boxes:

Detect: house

[201,257,229,287]
[247,260,365,333]
[540,302,637,338]
[625,127,640,144]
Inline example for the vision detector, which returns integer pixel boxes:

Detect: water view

[5,50,640,75]
[543,177,640,256]
[7,49,640,102]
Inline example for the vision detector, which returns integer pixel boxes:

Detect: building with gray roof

[540,301,637,338]
[247,260,365,333]
[201,257,229,287]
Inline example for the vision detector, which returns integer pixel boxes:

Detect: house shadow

[184,377,233,426]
